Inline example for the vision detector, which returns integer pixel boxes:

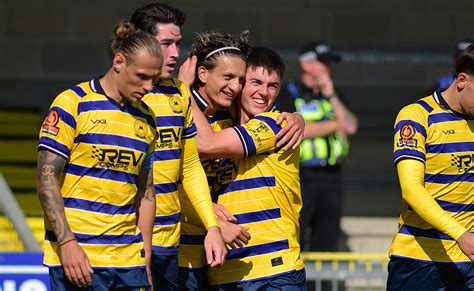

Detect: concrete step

[341,216,398,253]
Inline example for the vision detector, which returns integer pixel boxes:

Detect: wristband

[58,238,76,247]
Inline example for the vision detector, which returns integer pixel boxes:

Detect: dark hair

[111,20,162,63]
[247,47,286,79]
[455,44,474,76]
[188,30,251,71]
[130,2,186,36]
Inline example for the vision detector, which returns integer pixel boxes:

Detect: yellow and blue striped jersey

[143,78,217,256]
[143,79,196,256]
[208,112,304,285]
[178,87,235,269]
[390,91,474,262]
[38,78,157,268]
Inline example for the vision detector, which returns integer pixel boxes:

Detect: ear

[113,52,126,73]
[456,72,469,90]
[197,66,208,84]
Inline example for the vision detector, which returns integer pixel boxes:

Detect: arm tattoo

[136,169,154,202]
[36,150,72,243]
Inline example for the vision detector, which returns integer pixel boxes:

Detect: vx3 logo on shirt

[90,119,107,124]
[451,153,474,173]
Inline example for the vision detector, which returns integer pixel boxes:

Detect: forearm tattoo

[36,151,71,243]
[136,169,154,202]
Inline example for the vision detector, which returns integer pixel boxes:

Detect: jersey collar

[433,90,451,110]
[191,86,209,112]
[89,77,133,109]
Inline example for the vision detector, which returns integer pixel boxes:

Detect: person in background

[434,40,473,90]
[278,41,358,252]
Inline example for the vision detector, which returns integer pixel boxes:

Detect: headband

[205,47,241,59]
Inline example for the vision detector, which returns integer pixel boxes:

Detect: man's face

[458,73,474,116]
[300,60,329,89]
[240,66,281,119]
[154,23,182,80]
[116,51,162,104]
[199,55,246,109]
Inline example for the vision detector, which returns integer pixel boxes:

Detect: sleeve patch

[396,123,417,148]
[41,109,60,136]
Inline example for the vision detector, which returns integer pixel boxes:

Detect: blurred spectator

[278,41,358,252]
[434,40,473,90]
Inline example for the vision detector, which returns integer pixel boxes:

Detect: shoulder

[396,95,435,123]
[51,81,93,110]
[246,112,282,134]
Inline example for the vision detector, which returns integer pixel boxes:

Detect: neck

[197,85,218,116]
[442,83,464,114]
[238,99,251,124]
[100,69,126,106]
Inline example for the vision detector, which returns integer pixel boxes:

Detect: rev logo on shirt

[92,146,144,170]
[396,123,417,148]
[451,153,474,173]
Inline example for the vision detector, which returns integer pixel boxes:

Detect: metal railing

[302,252,389,291]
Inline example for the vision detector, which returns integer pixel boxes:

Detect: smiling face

[239,66,281,122]
[198,55,246,112]
[115,50,162,104]
[154,23,182,80]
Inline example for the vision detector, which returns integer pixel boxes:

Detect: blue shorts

[151,254,178,291]
[178,266,208,291]
[387,256,474,290]
[49,266,150,291]
[211,269,307,291]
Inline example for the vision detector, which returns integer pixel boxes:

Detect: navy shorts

[151,254,178,291]
[49,266,150,291]
[211,269,307,291]
[178,266,208,291]
[387,256,474,290]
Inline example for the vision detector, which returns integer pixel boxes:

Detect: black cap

[454,40,473,58]
[298,41,341,64]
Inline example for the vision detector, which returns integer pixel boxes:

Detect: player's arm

[135,164,155,285]
[180,136,219,229]
[397,159,474,261]
[191,101,244,158]
[181,135,227,267]
[275,112,305,150]
[37,150,93,287]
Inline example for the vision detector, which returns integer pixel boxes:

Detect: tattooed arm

[135,167,156,285]
[36,150,93,287]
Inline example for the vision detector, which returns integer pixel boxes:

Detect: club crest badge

[397,123,417,147]
[134,119,148,139]
[41,109,60,136]
[169,96,183,114]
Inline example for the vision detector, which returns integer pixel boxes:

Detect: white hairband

[205,47,241,59]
